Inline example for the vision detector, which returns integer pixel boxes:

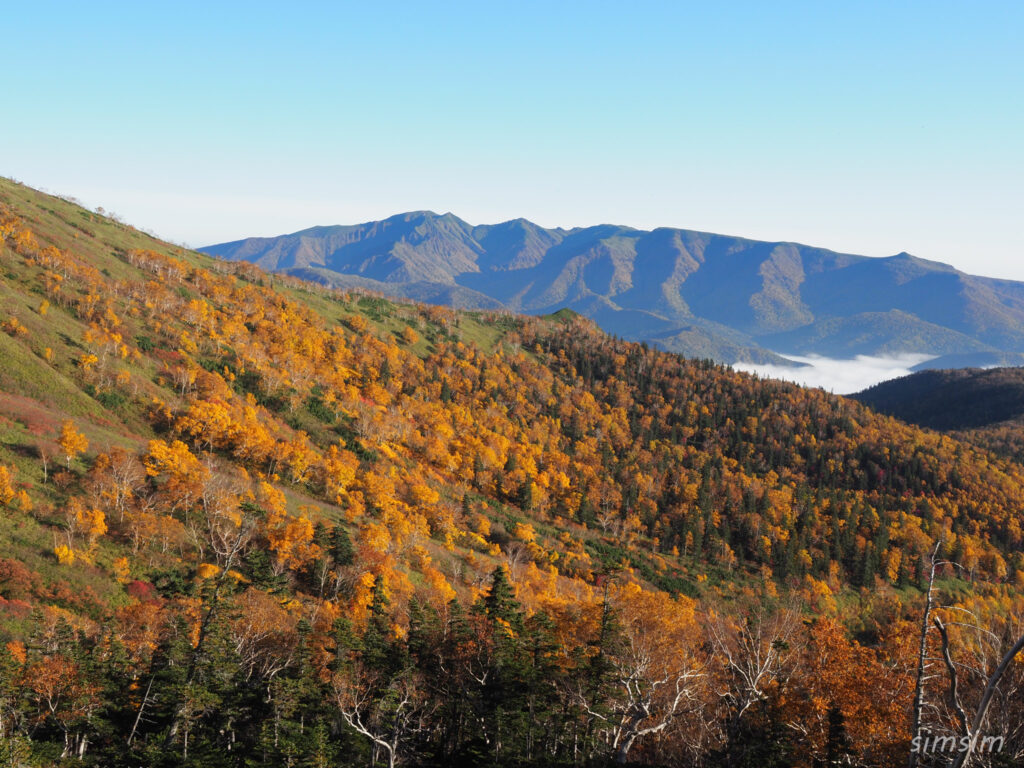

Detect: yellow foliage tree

[320,443,359,503]
[0,465,15,506]
[144,439,208,513]
[400,326,419,345]
[64,498,107,551]
[112,556,130,583]
[59,420,89,468]
[15,490,32,512]
[512,522,537,544]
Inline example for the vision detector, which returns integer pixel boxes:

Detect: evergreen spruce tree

[821,704,855,767]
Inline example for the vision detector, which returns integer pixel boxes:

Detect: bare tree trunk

[127,675,155,745]
[934,617,970,736]
[909,541,942,768]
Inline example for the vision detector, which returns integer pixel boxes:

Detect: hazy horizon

[4,2,1023,281]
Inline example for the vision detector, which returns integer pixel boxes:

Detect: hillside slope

[854,366,1024,463]
[853,367,1024,431]
[2,178,1023,767]
[205,213,1024,365]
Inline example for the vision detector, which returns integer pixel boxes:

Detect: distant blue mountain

[203,213,1024,365]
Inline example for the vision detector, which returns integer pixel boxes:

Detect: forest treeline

[1,179,1023,766]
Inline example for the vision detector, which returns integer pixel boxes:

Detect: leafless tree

[708,603,801,728]
[931,610,1024,768]
[332,667,427,768]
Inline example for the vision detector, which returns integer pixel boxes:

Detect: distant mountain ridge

[204,212,1024,365]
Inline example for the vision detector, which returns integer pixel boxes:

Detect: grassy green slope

[0,176,646,635]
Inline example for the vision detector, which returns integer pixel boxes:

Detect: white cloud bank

[732,353,936,395]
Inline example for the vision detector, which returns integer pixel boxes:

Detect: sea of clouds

[732,353,936,395]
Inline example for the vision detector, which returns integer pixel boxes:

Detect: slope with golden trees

[1,176,1022,766]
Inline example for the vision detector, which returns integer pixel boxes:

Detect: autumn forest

[1,177,1023,767]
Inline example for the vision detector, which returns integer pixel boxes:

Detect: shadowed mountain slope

[853,366,1024,431]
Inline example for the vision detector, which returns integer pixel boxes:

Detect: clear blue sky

[5,1,1023,278]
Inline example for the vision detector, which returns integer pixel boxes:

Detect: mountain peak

[385,209,440,222]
